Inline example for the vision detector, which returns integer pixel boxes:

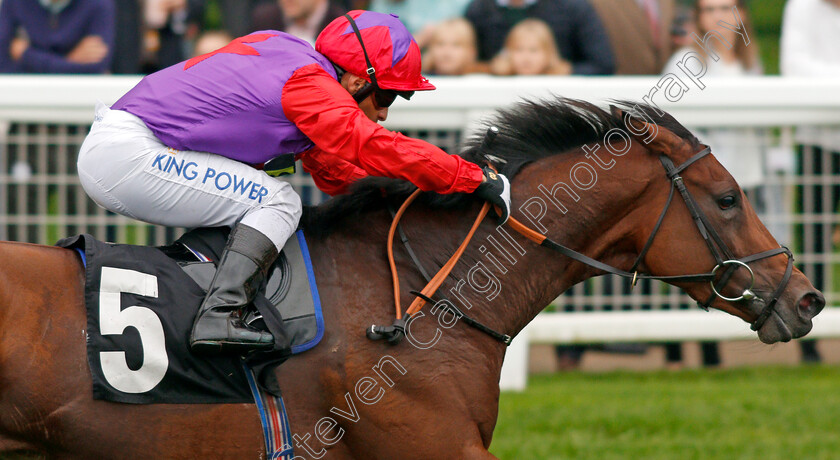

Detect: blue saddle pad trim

[292,230,324,354]
[75,247,86,268]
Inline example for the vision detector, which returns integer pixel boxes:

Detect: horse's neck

[385,200,638,342]
[305,151,651,351]
[431,154,652,338]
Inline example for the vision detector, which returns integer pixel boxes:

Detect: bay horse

[0,99,824,459]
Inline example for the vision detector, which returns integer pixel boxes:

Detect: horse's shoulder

[0,241,83,274]
[0,240,69,254]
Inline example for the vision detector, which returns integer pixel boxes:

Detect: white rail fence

[2,76,840,390]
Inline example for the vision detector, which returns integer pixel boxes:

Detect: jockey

[77,11,511,355]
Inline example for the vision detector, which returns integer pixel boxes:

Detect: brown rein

[387,189,490,320]
[384,186,548,340]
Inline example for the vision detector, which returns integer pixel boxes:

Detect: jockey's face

[340,72,389,123]
[358,93,389,123]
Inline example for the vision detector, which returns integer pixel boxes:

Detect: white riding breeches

[77,103,302,251]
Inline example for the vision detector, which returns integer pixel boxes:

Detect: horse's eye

[718,195,737,210]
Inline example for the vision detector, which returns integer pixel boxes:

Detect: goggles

[352,84,413,109]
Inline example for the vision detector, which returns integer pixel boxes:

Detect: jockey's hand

[474,167,511,225]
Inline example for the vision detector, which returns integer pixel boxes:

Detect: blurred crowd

[0,0,835,78]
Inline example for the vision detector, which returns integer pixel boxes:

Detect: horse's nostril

[798,292,825,320]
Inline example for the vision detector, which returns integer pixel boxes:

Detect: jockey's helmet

[316,10,435,97]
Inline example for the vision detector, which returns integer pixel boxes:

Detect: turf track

[491,365,840,460]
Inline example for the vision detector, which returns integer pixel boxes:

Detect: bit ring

[710,260,755,302]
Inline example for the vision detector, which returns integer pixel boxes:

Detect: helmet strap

[352,82,376,105]
[343,13,379,88]
[330,61,375,105]
[331,62,346,81]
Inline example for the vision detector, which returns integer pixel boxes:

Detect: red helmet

[316,10,435,92]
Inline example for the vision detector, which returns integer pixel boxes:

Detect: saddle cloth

[57,228,324,404]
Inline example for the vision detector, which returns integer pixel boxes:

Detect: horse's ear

[610,105,685,158]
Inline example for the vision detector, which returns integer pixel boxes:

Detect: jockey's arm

[299,147,368,196]
[282,64,484,194]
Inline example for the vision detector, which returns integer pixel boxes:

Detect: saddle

[163,226,323,355]
[57,227,324,403]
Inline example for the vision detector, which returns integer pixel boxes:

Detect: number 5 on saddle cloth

[57,227,324,404]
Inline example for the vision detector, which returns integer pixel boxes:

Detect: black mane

[300,98,699,237]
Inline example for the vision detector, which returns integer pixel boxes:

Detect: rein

[368,191,513,345]
[367,145,795,346]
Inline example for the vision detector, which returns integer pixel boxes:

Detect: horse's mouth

[750,291,823,344]
[756,312,793,344]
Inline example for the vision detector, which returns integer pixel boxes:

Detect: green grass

[491,366,840,459]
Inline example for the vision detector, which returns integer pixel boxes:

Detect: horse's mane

[300,98,700,237]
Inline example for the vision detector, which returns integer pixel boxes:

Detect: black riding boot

[189,224,278,355]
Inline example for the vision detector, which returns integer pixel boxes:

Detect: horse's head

[468,98,823,343]
[615,106,824,343]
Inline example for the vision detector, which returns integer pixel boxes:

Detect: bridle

[645,147,794,331]
[368,144,795,346]
[507,145,794,332]
[660,147,794,332]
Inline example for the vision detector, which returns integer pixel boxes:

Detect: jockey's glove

[474,166,511,225]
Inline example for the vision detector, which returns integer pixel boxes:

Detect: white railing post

[499,324,530,391]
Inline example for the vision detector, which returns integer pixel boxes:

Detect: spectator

[0,0,115,74]
[670,4,697,49]
[664,0,759,75]
[663,0,766,369]
[111,0,142,74]
[781,0,840,76]
[490,19,571,75]
[781,0,840,364]
[217,0,263,37]
[589,0,675,75]
[141,0,205,73]
[422,18,486,75]
[464,0,614,75]
[663,0,762,185]
[192,30,234,57]
[369,0,472,49]
[250,0,346,46]
[335,0,371,9]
